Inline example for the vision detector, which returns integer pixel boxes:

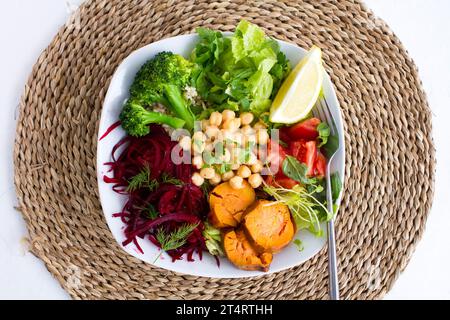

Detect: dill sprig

[126,167,151,192]
[153,223,199,263]
[136,203,159,219]
[200,180,212,199]
[147,179,160,191]
[127,169,184,193]
[160,172,184,186]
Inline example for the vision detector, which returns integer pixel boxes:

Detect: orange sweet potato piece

[223,229,272,271]
[243,200,295,253]
[209,203,236,228]
[208,181,256,228]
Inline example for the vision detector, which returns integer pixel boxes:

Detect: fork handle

[326,172,340,300]
[328,218,339,300]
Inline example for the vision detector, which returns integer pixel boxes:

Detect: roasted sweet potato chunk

[223,229,272,271]
[209,203,236,228]
[208,181,256,228]
[243,200,295,253]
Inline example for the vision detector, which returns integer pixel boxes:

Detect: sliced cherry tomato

[265,175,298,189]
[265,139,320,188]
[275,177,299,189]
[314,152,327,177]
[288,140,317,176]
[304,141,318,176]
[288,117,321,140]
[279,127,292,144]
[263,139,287,176]
[265,175,275,186]
[264,141,298,189]
[289,140,306,160]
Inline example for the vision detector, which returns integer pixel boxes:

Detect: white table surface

[1,0,449,300]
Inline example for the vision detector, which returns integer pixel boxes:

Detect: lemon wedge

[269,46,324,124]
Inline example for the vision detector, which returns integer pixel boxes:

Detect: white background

[0,0,449,300]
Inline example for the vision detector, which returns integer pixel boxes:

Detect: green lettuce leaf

[191,20,291,116]
[247,69,273,101]
[234,20,266,56]
[317,122,331,147]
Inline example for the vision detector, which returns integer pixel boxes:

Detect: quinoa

[184,86,198,103]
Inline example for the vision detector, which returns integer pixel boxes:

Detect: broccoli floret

[128,52,196,130]
[119,101,185,137]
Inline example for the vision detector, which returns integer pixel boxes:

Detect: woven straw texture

[14,0,435,300]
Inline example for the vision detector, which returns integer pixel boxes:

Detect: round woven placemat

[14,0,435,300]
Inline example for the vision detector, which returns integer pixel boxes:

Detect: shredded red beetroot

[104,125,208,262]
[99,121,122,141]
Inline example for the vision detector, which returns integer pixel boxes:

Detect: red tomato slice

[264,140,287,175]
[288,117,321,140]
[304,141,318,176]
[279,127,292,143]
[265,175,298,189]
[265,140,321,188]
[265,175,275,186]
[276,177,299,189]
[265,141,298,189]
[289,140,317,176]
[289,140,306,160]
[314,152,327,177]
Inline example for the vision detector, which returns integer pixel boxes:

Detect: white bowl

[97,33,345,278]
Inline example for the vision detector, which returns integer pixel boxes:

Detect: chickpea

[220,129,234,142]
[209,111,223,127]
[192,155,203,169]
[240,112,254,126]
[231,163,240,171]
[205,126,220,140]
[220,148,231,163]
[224,144,236,158]
[200,167,215,180]
[222,110,236,122]
[211,139,224,153]
[229,148,241,165]
[179,136,192,151]
[234,118,242,129]
[248,173,263,189]
[256,129,269,145]
[229,176,244,189]
[192,139,205,154]
[222,119,232,131]
[191,172,205,186]
[237,165,252,179]
[204,143,214,153]
[202,145,215,164]
[201,119,209,130]
[193,131,206,142]
[232,132,244,146]
[253,121,267,130]
[246,152,258,166]
[241,125,255,136]
[222,118,241,132]
[209,173,221,186]
[222,171,235,181]
[251,160,263,173]
[244,134,257,146]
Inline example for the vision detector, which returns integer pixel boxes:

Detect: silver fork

[313,98,340,300]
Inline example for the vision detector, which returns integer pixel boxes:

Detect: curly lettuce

[191,20,290,116]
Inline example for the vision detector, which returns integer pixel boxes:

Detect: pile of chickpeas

[178,109,269,190]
